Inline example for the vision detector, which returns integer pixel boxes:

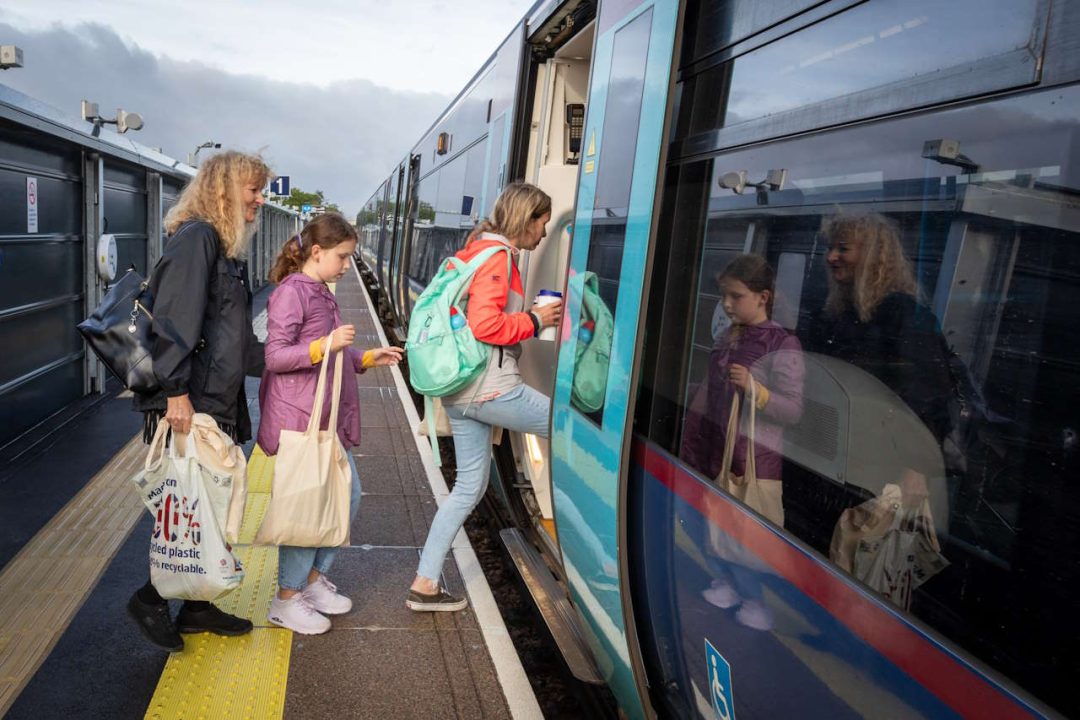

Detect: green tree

[279,187,323,212]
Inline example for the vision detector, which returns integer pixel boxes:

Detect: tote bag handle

[305,333,345,438]
[718,380,758,486]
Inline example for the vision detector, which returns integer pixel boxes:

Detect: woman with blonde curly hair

[811,212,951,441]
[129,150,273,652]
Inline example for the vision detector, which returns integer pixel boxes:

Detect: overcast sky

[0,0,536,215]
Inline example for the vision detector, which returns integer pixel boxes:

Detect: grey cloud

[0,21,450,215]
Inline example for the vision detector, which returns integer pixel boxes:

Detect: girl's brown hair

[822,213,917,322]
[269,212,358,283]
[164,150,273,258]
[468,182,552,244]
[717,254,776,317]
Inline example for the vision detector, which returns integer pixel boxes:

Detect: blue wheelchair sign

[705,639,735,720]
[301,203,313,214]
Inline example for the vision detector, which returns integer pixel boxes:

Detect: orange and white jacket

[443,233,535,404]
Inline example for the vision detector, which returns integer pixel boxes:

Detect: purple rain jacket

[681,320,804,482]
[257,273,364,456]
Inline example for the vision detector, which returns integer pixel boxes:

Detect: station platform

[0,263,541,719]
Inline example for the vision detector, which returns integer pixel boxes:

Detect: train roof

[0,82,194,179]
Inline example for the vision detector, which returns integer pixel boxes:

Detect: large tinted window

[635,84,1080,716]
[674,0,1046,150]
[408,154,475,289]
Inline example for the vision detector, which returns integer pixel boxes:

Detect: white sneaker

[735,599,774,631]
[302,575,353,615]
[702,579,740,609]
[268,594,331,634]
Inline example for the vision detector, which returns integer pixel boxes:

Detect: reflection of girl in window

[681,255,803,629]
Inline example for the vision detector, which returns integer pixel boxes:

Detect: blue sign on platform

[270,176,290,196]
[301,203,313,214]
[705,639,735,720]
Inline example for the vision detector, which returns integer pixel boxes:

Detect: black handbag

[77,267,159,394]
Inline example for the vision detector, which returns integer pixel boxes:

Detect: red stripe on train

[633,441,1035,720]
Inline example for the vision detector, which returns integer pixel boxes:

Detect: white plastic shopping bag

[831,484,949,610]
[133,418,244,601]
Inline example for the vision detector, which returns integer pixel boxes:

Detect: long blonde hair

[823,213,917,322]
[468,182,551,244]
[164,151,273,258]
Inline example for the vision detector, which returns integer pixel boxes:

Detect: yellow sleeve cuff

[755,382,770,410]
[361,350,376,369]
[309,339,324,365]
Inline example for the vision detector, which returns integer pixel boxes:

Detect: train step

[499,527,603,684]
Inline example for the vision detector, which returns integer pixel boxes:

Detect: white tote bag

[255,341,352,547]
[133,420,244,601]
[713,382,785,527]
[184,414,248,544]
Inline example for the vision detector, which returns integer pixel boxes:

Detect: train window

[675,0,1046,150]
[634,84,1080,715]
[462,143,486,224]
[571,7,653,422]
[407,172,440,286]
[483,114,506,217]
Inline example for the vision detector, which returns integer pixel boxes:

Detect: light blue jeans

[278,450,362,591]
[417,384,550,582]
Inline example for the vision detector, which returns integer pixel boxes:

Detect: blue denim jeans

[416,384,550,582]
[278,450,362,591]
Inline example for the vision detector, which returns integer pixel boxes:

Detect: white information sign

[27,177,38,233]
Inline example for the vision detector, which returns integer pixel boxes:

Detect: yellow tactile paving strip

[0,434,147,718]
[144,445,290,720]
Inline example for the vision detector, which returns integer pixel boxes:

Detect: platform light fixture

[81,100,144,136]
[188,141,221,166]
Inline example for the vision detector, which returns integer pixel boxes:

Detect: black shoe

[127,592,184,652]
[176,603,253,636]
[405,587,468,612]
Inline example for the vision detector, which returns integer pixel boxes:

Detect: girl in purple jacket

[681,254,803,630]
[259,213,401,635]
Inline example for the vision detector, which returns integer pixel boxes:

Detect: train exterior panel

[356,0,1080,717]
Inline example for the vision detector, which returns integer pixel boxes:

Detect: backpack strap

[425,395,441,467]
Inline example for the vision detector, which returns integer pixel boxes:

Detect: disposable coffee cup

[534,289,562,341]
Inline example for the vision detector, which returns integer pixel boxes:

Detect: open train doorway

[511,3,596,551]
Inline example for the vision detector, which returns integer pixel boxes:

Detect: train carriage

[357,0,1080,717]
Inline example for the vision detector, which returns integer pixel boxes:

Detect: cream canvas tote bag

[255,340,352,547]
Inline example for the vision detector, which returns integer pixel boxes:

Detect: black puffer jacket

[134,220,264,442]
[805,292,953,443]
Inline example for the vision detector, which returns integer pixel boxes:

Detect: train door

[510,7,597,551]
[548,0,680,715]
[390,154,421,331]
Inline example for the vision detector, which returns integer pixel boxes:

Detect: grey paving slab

[284,628,508,720]
[353,453,405,496]
[353,493,438,547]
[321,547,433,631]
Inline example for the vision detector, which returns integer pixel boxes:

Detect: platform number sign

[269,175,290,196]
[705,639,735,720]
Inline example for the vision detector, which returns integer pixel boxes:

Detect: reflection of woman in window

[809,213,952,450]
[681,255,803,629]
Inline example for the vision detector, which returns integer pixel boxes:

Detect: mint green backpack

[571,271,614,413]
[406,245,511,463]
